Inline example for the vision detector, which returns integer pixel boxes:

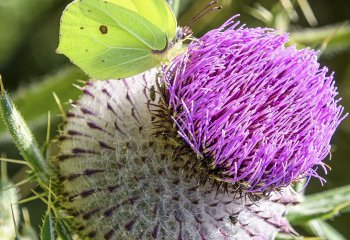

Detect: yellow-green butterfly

[57,0,184,79]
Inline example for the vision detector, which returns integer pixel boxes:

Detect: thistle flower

[164,17,346,194]
[51,17,346,239]
[53,71,296,239]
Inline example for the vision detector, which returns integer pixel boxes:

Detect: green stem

[0,75,50,185]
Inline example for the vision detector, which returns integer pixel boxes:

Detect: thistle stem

[0,75,50,185]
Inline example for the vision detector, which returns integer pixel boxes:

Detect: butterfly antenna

[188,1,222,27]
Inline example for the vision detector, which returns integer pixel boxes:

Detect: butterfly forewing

[58,0,175,79]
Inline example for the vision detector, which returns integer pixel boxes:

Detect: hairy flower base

[164,18,346,193]
[52,71,296,239]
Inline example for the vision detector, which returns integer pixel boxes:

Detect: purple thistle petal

[165,17,347,192]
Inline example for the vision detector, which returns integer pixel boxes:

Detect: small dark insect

[149,85,156,101]
[247,192,261,203]
[228,212,239,225]
[262,188,272,198]
[238,182,251,190]
[99,25,108,34]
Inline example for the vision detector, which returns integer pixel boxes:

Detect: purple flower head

[164,17,346,193]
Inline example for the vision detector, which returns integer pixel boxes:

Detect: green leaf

[244,4,273,26]
[287,184,350,225]
[275,233,303,240]
[167,0,181,17]
[40,212,55,240]
[271,3,290,32]
[296,0,318,27]
[0,67,86,149]
[290,23,350,56]
[56,219,73,240]
[307,219,346,240]
[0,76,49,184]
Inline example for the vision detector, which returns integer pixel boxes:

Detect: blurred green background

[0,0,349,238]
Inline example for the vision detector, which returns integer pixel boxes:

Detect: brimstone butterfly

[57,0,186,80]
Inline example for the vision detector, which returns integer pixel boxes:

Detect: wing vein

[86,1,159,49]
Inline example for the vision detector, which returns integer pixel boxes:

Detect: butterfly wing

[105,0,177,41]
[57,0,171,79]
